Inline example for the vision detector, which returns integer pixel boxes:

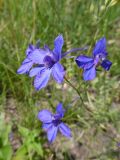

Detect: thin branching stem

[64,77,93,114]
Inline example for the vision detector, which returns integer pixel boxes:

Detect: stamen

[43,55,56,69]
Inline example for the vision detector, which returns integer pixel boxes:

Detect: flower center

[52,114,62,126]
[94,54,106,66]
[43,55,56,69]
[52,119,61,126]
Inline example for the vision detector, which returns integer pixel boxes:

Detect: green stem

[64,77,83,103]
[64,77,93,113]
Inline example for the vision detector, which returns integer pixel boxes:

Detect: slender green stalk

[64,77,83,103]
[64,77,93,113]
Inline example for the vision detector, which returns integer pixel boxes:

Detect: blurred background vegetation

[0,0,120,159]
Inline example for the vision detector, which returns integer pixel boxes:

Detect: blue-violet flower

[17,35,65,90]
[38,103,71,143]
[75,37,112,81]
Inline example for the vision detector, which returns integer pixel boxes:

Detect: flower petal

[83,66,96,81]
[93,37,107,57]
[101,59,112,71]
[59,122,71,138]
[75,55,93,69]
[29,67,45,77]
[34,69,51,90]
[52,62,65,83]
[42,123,53,131]
[27,48,47,64]
[26,44,35,56]
[22,58,31,64]
[56,103,65,118]
[47,125,58,143]
[38,110,52,123]
[17,60,33,74]
[53,35,64,61]
[44,45,51,52]
[84,61,94,70]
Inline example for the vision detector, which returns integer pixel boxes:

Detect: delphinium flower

[38,103,71,143]
[17,35,66,90]
[75,37,112,81]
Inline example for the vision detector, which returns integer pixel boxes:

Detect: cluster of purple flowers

[17,35,112,143]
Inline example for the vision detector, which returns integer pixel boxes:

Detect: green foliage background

[0,0,120,159]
